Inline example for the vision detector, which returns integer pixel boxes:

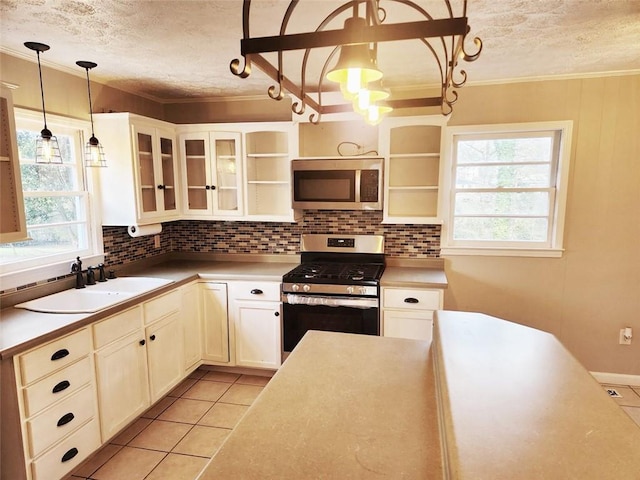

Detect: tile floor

[602,383,640,427]
[64,368,272,480]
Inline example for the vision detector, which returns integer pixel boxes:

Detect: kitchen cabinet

[180,131,243,218]
[11,328,100,480]
[228,281,282,369]
[379,116,448,224]
[93,112,180,226]
[180,281,202,371]
[0,85,28,243]
[94,289,183,441]
[381,287,444,342]
[200,282,230,364]
[178,122,299,222]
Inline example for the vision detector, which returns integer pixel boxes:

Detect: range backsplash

[104,210,441,267]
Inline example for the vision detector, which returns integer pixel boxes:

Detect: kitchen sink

[15,277,174,314]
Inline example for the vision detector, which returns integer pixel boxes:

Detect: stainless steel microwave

[291,158,383,210]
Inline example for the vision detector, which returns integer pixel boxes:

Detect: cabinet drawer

[30,417,100,480]
[383,310,434,342]
[144,289,180,324]
[19,329,91,386]
[27,384,96,458]
[23,356,93,418]
[229,281,281,302]
[93,306,142,349]
[382,288,442,311]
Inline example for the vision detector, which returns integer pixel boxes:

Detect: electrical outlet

[619,328,632,345]
[154,234,161,249]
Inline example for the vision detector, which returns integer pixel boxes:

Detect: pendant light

[76,61,106,167]
[24,42,62,164]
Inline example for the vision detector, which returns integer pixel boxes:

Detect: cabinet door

[157,129,179,216]
[146,312,183,403]
[232,300,281,369]
[383,309,434,342]
[0,86,28,243]
[94,331,150,442]
[201,283,229,363]
[181,282,202,370]
[210,132,243,216]
[181,133,213,216]
[133,124,160,217]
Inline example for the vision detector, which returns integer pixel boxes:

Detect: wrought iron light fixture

[24,41,62,163]
[76,61,106,167]
[230,0,482,124]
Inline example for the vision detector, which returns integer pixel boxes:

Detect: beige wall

[3,50,639,374]
[445,75,640,374]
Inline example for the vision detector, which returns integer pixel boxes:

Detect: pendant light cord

[84,68,96,136]
[36,50,48,131]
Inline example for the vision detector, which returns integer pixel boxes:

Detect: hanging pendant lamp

[76,61,106,167]
[24,42,62,164]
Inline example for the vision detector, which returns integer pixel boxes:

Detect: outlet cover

[619,328,632,345]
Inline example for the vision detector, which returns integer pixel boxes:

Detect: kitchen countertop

[200,330,443,479]
[0,254,447,359]
[433,310,640,479]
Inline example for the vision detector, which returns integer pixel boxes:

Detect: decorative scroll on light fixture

[76,61,106,167]
[230,0,482,125]
[24,42,62,163]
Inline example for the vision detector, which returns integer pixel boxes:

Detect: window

[440,121,572,257]
[0,109,103,288]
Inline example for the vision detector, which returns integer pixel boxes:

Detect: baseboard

[590,371,640,387]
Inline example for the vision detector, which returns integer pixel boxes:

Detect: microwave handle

[354,169,361,203]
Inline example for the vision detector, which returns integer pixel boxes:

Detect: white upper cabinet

[379,115,449,224]
[0,86,28,243]
[93,112,180,226]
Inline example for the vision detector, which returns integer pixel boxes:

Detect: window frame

[439,121,573,258]
[0,108,104,289]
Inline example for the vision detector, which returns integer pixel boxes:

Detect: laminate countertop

[200,330,443,479]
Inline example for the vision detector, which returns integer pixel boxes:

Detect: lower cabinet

[200,282,230,364]
[381,287,444,342]
[228,281,282,369]
[145,311,183,403]
[180,281,202,371]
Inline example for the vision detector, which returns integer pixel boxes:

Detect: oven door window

[283,302,379,353]
[293,170,356,202]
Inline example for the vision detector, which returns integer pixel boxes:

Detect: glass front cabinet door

[180,132,243,218]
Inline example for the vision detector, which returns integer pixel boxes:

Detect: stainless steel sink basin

[15,277,174,314]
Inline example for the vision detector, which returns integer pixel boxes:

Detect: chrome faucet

[71,256,86,289]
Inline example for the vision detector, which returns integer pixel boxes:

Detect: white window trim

[439,121,573,258]
[0,109,104,290]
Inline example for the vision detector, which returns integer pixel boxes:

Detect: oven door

[282,294,379,354]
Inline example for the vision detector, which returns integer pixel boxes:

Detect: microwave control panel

[360,170,379,202]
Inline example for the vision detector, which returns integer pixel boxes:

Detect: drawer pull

[51,349,70,361]
[61,447,79,463]
[404,297,419,304]
[52,380,71,393]
[57,412,75,427]
[250,289,263,295]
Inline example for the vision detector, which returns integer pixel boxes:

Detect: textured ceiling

[1,0,639,103]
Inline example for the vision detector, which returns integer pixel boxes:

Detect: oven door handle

[283,294,378,309]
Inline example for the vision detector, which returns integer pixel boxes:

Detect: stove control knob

[358,286,367,295]
[291,284,300,292]
[346,286,354,294]
[302,284,311,293]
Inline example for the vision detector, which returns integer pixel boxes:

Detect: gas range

[282,234,385,297]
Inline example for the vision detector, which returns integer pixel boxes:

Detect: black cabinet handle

[52,380,71,394]
[150,334,156,341]
[57,412,75,427]
[61,447,78,463]
[139,339,146,346]
[274,311,280,317]
[250,289,263,295]
[210,185,216,190]
[157,184,165,190]
[51,349,69,361]
[404,297,419,304]
[205,185,211,190]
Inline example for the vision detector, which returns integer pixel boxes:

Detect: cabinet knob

[205,185,211,190]
[274,311,280,317]
[210,185,216,190]
[150,334,156,341]
[139,339,146,346]
[404,297,419,304]
[157,184,165,190]
[250,289,263,295]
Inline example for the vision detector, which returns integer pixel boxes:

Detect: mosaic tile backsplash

[104,210,441,267]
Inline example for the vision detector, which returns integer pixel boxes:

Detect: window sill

[440,247,564,258]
